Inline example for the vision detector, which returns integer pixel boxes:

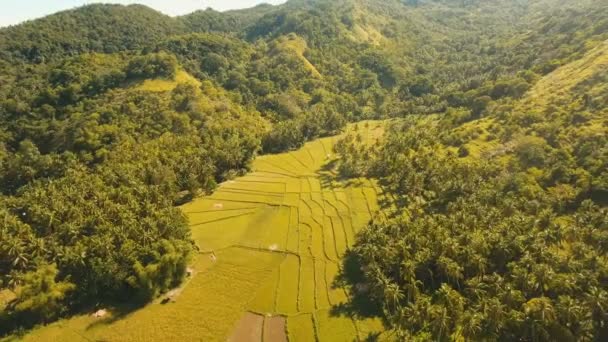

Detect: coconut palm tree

[459,311,483,340]
[384,282,404,313]
[431,304,452,341]
[523,297,557,341]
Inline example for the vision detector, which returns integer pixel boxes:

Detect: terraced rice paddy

[14,121,388,342]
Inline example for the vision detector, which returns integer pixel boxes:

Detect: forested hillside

[0,0,606,339]
[333,2,608,340]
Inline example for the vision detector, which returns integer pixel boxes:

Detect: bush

[262,120,305,153]
[515,136,551,167]
[127,240,190,302]
[11,265,75,324]
[126,52,178,79]
[457,145,470,157]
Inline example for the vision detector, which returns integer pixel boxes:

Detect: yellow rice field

[13,121,388,341]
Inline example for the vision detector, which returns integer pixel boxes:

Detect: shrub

[126,52,178,79]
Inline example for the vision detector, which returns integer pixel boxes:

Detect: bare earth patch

[264,316,287,342]
[227,312,264,342]
[92,309,108,318]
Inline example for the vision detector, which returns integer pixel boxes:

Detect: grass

[285,207,300,253]
[362,187,380,214]
[258,206,292,251]
[284,178,302,194]
[298,221,313,258]
[13,121,390,341]
[305,193,324,217]
[276,256,300,315]
[287,314,316,342]
[240,206,285,249]
[274,35,322,78]
[339,216,356,248]
[248,267,280,314]
[355,317,388,341]
[309,178,322,193]
[298,257,316,313]
[306,219,325,260]
[520,41,608,112]
[18,249,282,342]
[135,69,200,92]
[298,198,313,217]
[322,217,339,261]
[349,191,372,214]
[314,260,331,310]
[189,208,259,251]
[300,177,312,193]
[334,190,352,213]
[322,190,340,216]
[187,207,257,226]
[182,197,262,212]
[0,289,14,311]
[314,309,358,342]
[220,179,286,194]
[325,262,348,306]
[330,216,349,257]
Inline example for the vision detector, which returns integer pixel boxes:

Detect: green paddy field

[11,121,389,342]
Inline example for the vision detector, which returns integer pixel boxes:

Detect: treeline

[0,49,268,332]
[335,43,608,342]
[330,4,608,340]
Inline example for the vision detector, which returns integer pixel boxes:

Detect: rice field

[14,121,389,341]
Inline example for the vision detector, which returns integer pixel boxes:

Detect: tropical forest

[0,0,606,341]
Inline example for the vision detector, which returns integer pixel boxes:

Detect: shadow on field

[317,159,339,188]
[329,250,384,321]
[84,302,143,331]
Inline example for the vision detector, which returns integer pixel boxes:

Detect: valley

[10,122,388,341]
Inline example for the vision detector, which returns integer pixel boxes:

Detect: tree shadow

[375,178,408,215]
[317,159,340,187]
[83,301,144,331]
[0,299,144,338]
[329,250,384,322]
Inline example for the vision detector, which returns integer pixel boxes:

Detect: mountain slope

[0,4,183,63]
[334,18,608,341]
[520,39,608,113]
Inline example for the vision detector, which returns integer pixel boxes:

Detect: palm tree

[459,311,482,340]
[556,295,584,337]
[585,287,608,332]
[400,259,420,302]
[384,282,404,313]
[7,240,29,270]
[523,297,557,341]
[431,304,452,341]
[483,298,506,336]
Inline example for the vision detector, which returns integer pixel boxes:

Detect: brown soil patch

[264,316,287,342]
[227,312,264,342]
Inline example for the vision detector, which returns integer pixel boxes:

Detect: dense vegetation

[338,114,607,340]
[333,1,608,338]
[0,0,606,339]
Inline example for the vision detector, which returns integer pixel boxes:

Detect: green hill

[333,32,608,342]
[0,4,183,63]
